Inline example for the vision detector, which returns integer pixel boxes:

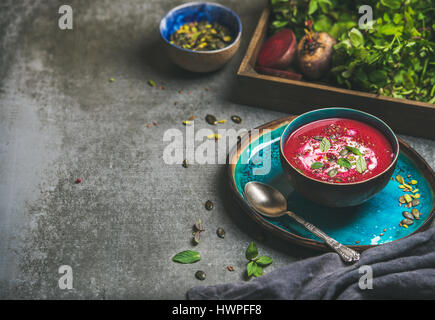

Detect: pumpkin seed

[411,208,421,220]
[411,199,420,207]
[396,175,404,184]
[231,115,242,124]
[205,114,217,125]
[404,194,412,203]
[403,183,413,191]
[216,227,225,238]
[193,231,201,244]
[205,200,214,211]
[413,193,421,199]
[410,180,417,185]
[339,148,349,156]
[182,159,189,168]
[195,270,206,280]
[402,211,414,220]
[398,196,406,204]
[328,168,338,178]
[401,218,414,226]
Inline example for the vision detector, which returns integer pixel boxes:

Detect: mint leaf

[348,28,364,47]
[172,250,201,264]
[245,241,258,260]
[320,137,331,152]
[255,256,273,266]
[247,261,263,278]
[346,146,362,156]
[356,157,367,173]
[337,158,352,169]
[311,162,324,170]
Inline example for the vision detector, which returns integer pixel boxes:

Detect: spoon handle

[286,211,360,263]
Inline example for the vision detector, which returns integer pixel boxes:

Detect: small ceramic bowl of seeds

[159,2,242,72]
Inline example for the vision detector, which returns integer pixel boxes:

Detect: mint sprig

[245,241,273,278]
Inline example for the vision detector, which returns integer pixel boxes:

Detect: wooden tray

[236,8,435,140]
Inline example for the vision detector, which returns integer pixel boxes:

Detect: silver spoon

[244,181,360,263]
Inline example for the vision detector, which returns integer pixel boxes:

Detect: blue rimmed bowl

[279,108,400,207]
[159,2,242,72]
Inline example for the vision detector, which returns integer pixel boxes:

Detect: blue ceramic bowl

[279,108,400,207]
[159,2,242,72]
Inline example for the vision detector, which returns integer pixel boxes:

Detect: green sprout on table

[245,241,273,278]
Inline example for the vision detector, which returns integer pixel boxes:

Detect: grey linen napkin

[187,227,435,299]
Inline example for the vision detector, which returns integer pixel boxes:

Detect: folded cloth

[187,227,435,299]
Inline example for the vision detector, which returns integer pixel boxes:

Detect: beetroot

[257,29,297,69]
[297,32,336,80]
[255,66,302,81]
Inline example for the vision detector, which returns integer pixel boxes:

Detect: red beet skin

[257,29,297,69]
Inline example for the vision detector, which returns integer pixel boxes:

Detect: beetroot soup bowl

[280,108,399,207]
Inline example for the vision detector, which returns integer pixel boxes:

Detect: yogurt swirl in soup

[283,118,394,183]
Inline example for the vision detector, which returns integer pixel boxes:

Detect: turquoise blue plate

[227,116,435,251]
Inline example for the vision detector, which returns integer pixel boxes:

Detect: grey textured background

[0,0,434,299]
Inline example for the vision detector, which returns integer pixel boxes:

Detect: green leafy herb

[337,158,352,169]
[346,146,362,156]
[356,156,367,173]
[320,137,331,152]
[255,256,273,266]
[245,241,258,260]
[269,0,435,104]
[311,162,324,170]
[247,261,263,277]
[172,250,201,264]
[245,241,273,278]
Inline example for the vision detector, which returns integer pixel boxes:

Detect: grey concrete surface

[0,0,434,299]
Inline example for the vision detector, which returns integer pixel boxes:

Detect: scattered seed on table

[227,265,235,271]
[231,115,242,124]
[148,79,156,87]
[205,88,209,91]
[206,114,217,125]
[153,122,158,126]
[109,77,115,83]
[189,115,196,121]
[178,90,182,94]
[205,200,213,211]
[75,178,82,184]
[182,159,189,168]
[216,228,225,238]
[146,123,151,128]
[159,86,165,90]
[195,271,206,281]
[174,102,177,106]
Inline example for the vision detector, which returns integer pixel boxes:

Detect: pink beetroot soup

[283,118,394,183]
